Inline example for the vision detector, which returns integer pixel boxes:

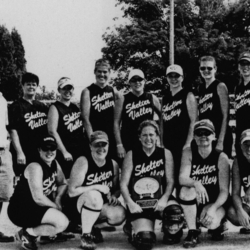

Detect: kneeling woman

[8,135,69,250]
[120,120,184,250]
[67,131,125,250]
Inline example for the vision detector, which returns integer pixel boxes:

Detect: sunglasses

[239,61,250,67]
[194,130,212,137]
[92,142,108,148]
[167,74,181,79]
[41,146,57,152]
[199,67,213,71]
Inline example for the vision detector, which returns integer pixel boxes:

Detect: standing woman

[48,77,88,179]
[8,135,69,250]
[198,56,232,158]
[234,51,250,157]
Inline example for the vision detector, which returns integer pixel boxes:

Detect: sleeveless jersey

[82,155,114,193]
[88,83,115,138]
[53,101,85,149]
[190,146,220,203]
[131,146,166,191]
[237,154,250,193]
[121,92,154,150]
[234,81,250,141]
[162,88,190,151]
[10,158,58,205]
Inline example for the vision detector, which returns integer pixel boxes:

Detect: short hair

[138,120,160,136]
[199,56,217,67]
[94,59,111,73]
[22,72,39,86]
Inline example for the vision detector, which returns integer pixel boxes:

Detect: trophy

[131,175,162,209]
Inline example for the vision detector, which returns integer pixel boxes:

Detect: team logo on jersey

[235,90,250,110]
[91,92,114,112]
[243,175,250,188]
[191,164,217,185]
[63,112,82,132]
[125,100,152,120]
[199,93,213,113]
[135,159,164,176]
[24,111,47,129]
[86,170,113,187]
[162,100,182,121]
[43,172,57,196]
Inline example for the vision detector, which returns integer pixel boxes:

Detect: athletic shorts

[0,149,14,201]
[127,195,176,222]
[7,198,50,228]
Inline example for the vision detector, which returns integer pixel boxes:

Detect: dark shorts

[127,195,176,222]
[8,198,50,228]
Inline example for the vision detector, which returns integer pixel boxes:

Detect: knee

[80,190,104,210]
[106,206,126,226]
[55,213,69,233]
[179,187,196,201]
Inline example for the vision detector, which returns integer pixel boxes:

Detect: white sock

[26,228,37,237]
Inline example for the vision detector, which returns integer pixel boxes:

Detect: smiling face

[194,129,215,147]
[94,65,110,87]
[139,125,158,150]
[166,73,183,89]
[241,140,250,162]
[90,141,109,161]
[239,60,250,78]
[129,76,145,94]
[22,82,38,98]
[199,60,216,81]
[39,146,57,165]
[59,85,74,101]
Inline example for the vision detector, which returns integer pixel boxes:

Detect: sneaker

[81,233,96,250]
[163,228,183,245]
[0,232,15,242]
[210,221,228,241]
[183,229,200,248]
[15,229,38,250]
[91,227,103,243]
[40,232,74,244]
[240,227,250,234]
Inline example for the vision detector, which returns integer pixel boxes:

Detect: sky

[0,0,124,100]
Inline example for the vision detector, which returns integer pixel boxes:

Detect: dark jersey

[53,101,85,150]
[131,146,166,190]
[237,155,250,193]
[82,155,114,193]
[121,92,154,151]
[8,98,48,152]
[162,89,190,151]
[10,158,58,205]
[234,81,250,142]
[88,83,115,139]
[190,145,221,203]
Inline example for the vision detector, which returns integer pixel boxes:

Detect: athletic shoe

[239,227,250,234]
[40,232,74,244]
[210,221,228,241]
[81,233,96,250]
[91,227,103,243]
[163,228,183,245]
[183,229,200,248]
[15,229,38,250]
[0,232,15,242]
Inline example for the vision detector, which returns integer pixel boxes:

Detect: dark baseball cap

[90,131,109,144]
[39,135,57,151]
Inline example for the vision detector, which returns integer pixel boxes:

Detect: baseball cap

[90,131,109,144]
[128,69,145,82]
[238,51,250,63]
[58,77,74,89]
[39,135,57,151]
[240,129,250,144]
[194,119,215,134]
[166,64,183,76]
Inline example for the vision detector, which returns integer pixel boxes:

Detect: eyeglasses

[194,130,212,137]
[199,67,213,71]
[92,142,108,148]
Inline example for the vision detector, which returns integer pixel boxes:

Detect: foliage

[102,0,250,94]
[35,85,58,101]
[0,25,26,101]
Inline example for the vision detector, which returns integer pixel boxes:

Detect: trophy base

[136,199,158,209]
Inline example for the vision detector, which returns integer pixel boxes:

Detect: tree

[0,25,26,100]
[35,85,58,101]
[102,0,250,94]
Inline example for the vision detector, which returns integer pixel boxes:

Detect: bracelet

[117,144,123,147]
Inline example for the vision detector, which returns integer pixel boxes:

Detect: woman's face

[194,129,215,147]
[22,82,38,97]
[199,61,216,81]
[241,141,250,162]
[90,141,109,160]
[39,147,57,164]
[139,125,158,150]
[95,65,110,86]
[129,76,145,94]
[59,85,74,101]
[238,60,250,78]
[167,73,183,89]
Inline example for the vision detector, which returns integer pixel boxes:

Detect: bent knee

[78,190,103,212]
[179,186,196,201]
[54,213,69,233]
[106,206,126,226]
